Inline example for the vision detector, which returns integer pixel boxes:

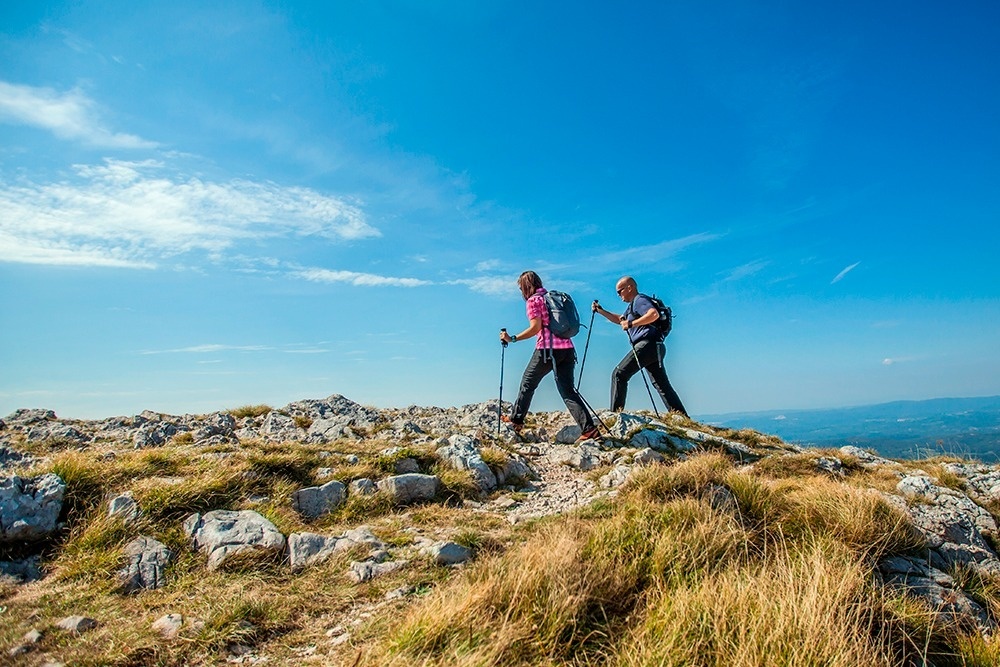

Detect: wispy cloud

[142,344,272,355]
[722,259,769,282]
[295,267,431,287]
[0,159,379,267]
[0,80,157,148]
[595,232,724,268]
[831,261,861,284]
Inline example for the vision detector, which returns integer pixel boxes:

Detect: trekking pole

[576,302,598,390]
[497,328,508,437]
[626,332,661,419]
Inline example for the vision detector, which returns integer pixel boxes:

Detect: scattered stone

[424,541,472,566]
[108,492,141,522]
[634,448,665,465]
[815,457,844,476]
[349,559,407,583]
[839,446,896,469]
[0,445,33,470]
[152,613,184,638]
[56,615,98,634]
[292,480,347,519]
[349,478,377,496]
[288,526,386,571]
[133,421,178,448]
[890,476,1000,575]
[599,465,632,489]
[555,424,582,444]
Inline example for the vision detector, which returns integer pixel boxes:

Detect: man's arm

[592,301,622,324]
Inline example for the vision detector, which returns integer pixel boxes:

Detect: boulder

[183,510,286,570]
[424,541,473,566]
[891,476,1000,575]
[436,435,497,491]
[0,473,65,543]
[880,555,994,632]
[118,536,173,593]
[288,526,385,571]
[292,480,347,519]
[555,425,582,444]
[377,474,440,504]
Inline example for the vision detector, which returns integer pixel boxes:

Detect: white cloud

[475,259,502,272]
[0,159,379,267]
[295,268,431,287]
[449,275,518,297]
[882,356,916,366]
[0,80,157,148]
[831,261,861,284]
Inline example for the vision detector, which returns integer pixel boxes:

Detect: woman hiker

[499,270,600,441]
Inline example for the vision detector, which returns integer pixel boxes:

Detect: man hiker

[500,271,601,441]
[592,276,689,417]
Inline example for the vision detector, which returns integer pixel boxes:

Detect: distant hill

[699,395,1000,462]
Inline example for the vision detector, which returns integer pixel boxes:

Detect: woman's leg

[511,349,550,424]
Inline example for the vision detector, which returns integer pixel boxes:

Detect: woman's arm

[500,317,543,343]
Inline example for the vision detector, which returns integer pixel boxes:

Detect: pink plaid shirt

[526,288,574,350]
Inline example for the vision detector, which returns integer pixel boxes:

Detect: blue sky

[1,1,998,420]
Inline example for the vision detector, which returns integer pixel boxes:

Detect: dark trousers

[511,348,595,431]
[610,339,688,416]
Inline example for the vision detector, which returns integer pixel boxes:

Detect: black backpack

[542,290,581,339]
[637,293,672,338]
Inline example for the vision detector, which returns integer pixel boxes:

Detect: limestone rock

[0,473,65,543]
[119,536,173,593]
[183,510,286,570]
[152,613,184,638]
[292,480,347,519]
[424,541,472,565]
[880,555,994,632]
[890,476,1000,575]
[377,474,440,504]
[436,434,497,491]
[56,615,98,634]
[108,492,141,522]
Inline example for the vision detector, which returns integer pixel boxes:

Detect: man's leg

[610,349,641,411]
[511,349,551,424]
[550,349,595,431]
[643,341,688,416]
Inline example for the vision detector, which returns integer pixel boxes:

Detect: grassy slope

[3,416,1000,666]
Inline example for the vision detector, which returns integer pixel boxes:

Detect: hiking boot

[577,427,601,442]
[500,415,523,433]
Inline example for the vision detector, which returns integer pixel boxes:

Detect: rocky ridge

[3,394,1000,663]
